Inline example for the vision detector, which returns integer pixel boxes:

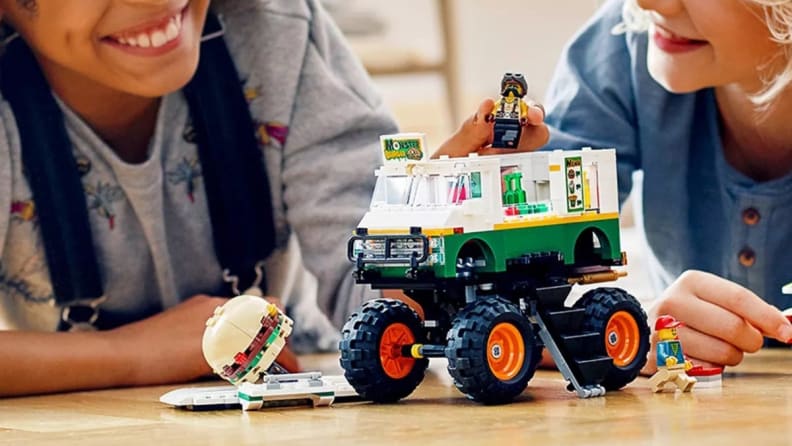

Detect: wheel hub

[486,322,526,381]
[604,310,640,367]
[379,322,416,379]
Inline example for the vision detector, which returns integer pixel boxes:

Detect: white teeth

[113,12,183,49]
[165,19,179,40]
[150,30,167,47]
[137,33,151,48]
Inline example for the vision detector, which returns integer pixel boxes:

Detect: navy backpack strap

[183,13,276,294]
[0,38,104,307]
[0,12,276,330]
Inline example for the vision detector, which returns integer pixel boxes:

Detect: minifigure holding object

[648,315,697,393]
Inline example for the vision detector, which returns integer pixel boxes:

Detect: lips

[102,4,188,51]
[108,14,183,48]
[652,24,708,54]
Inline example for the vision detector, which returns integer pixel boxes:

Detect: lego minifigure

[648,315,697,393]
[488,72,530,149]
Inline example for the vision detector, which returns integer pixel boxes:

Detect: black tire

[575,287,650,390]
[445,296,541,404]
[339,299,428,403]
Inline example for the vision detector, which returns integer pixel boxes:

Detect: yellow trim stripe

[549,164,561,172]
[494,212,620,230]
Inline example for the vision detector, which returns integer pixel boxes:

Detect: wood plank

[1,350,791,445]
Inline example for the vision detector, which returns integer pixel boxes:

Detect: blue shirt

[544,0,792,309]
[656,339,686,367]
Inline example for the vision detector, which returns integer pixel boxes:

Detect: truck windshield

[372,173,477,207]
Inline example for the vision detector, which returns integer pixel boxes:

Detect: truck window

[501,167,551,216]
[371,173,484,207]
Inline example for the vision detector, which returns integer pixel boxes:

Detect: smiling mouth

[654,24,707,45]
[104,7,186,49]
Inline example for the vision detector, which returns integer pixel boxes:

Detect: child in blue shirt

[438,0,792,373]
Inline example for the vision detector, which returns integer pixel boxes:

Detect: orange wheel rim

[487,323,525,381]
[379,323,416,379]
[605,311,640,367]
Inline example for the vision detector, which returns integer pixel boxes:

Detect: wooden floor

[3,350,792,445]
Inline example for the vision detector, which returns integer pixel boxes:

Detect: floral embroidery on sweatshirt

[255,120,289,148]
[0,260,53,304]
[85,182,124,230]
[10,199,36,224]
[167,156,203,203]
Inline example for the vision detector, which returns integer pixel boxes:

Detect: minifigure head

[500,72,528,98]
[655,314,683,341]
[0,0,211,98]
[621,0,792,106]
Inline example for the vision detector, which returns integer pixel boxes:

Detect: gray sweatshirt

[0,0,394,351]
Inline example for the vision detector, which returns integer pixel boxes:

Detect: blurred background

[326,0,602,142]
[327,0,655,304]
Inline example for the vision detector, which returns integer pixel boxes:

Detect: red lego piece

[687,366,723,377]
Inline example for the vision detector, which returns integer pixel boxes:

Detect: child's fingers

[433,99,549,158]
[275,345,301,373]
[682,270,792,342]
[432,99,494,158]
[676,325,744,367]
[526,101,545,125]
[514,100,548,151]
[516,123,549,152]
[476,102,548,155]
[660,286,764,353]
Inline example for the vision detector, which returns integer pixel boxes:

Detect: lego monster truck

[339,134,650,404]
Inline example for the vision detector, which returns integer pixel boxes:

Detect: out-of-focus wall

[340,0,601,140]
[453,0,600,113]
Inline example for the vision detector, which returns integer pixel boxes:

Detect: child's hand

[111,295,233,384]
[433,99,549,158]
[112,294,300,385]
[641,270,792,374]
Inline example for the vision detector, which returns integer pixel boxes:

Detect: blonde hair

[615,0,792,106]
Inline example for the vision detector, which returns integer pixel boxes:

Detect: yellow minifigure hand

[684,360,693,371]
[665,356,678,367]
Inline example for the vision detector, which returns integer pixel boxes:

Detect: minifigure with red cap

[648,315,697,393]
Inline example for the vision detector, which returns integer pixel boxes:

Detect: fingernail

[780,324,792,343]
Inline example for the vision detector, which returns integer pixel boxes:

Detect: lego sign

[380,133,427,163]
